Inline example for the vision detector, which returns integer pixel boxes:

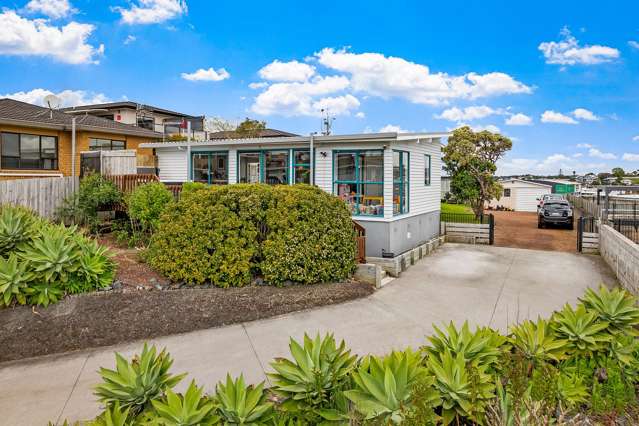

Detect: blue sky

[1,0,639,175]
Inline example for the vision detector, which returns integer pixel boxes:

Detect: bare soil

[492,210,580,252]
[0,281,373,363]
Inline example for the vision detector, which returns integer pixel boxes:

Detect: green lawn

[441,202,473,214]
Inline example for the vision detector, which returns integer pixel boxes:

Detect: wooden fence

[440,213,494,245]
[0,176,78,218]
[353,221,366,263]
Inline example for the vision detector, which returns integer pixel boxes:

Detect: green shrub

[127,182,174,233]
[146,184,356,287]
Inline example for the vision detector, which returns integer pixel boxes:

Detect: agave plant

[423,321,505,370]
[556,373,588,407]
[0,205,38,256]
[345,349,435,424]
[152,380,219,426]
[95,344,186,415]
[0,254,34,306]
[268,333,357,421]
[74,236,116,290]
[426,349,495,425]
[552,304,611,356]
[580,286,639,335]
[509,318,566,364]
[89,401,131,426]
[28,283,64,307]
[20,225,81,283]
[213,374,273,425]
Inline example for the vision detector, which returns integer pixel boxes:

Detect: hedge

[146,184,356,287]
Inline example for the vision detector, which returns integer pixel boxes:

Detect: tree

[205,116,236,132]
[443,126,512,217]
[612,167,625,184]
[235,118,266,138]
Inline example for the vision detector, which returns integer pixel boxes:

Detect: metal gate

[577,217,598,252]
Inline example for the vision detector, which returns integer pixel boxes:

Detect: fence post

[489,214,495,245]
[577,217,582,252]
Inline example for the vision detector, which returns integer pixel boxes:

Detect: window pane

[294,150,310,165]
[210,153,228,184]
[424,155,431,185]
[111,140,125,150]
[41,136,57,170]
[192,154,209,183]
[294,166,310,184]
[2,133,19,157]
[265,150,288,185]
[20,134,40,168]
[393,151,401,181]
[360,183,384,216]
[239,153,260,183]
[335,182,358,215]
[359,151,383,182]
[336,153,356,181]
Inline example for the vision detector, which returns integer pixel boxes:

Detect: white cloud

[312,94,360,116]
[622,153,639,161]
[314,48,531,105]
[572,108,599,121]
[3,88,110,107]
[123,35,136,45]
[250,75,353,117]
[541,110,578,124]
[258,60,315,82]
[498,153,608,175]
[0,10,103,64]
[248,82,268,89]
[26,0,75,19]
[539,27,619,66]
[505,113,532,126]
[629,40,639,50]
[573,153,583,158]
[588,148,617,160]
[435,105,500,121]
[355,111,365,118]
[114,0,187,25]
[181,67,230,82]
[379,124,411,133]
[632,136,639,142]
[577,143,593,148]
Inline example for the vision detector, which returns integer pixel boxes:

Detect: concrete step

[380,270,387,279]
[380,276,395,287]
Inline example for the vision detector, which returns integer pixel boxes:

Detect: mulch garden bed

[0,281,374,363]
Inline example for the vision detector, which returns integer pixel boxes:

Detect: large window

[192,152,228,184]
[424,154,431,186]
[1,132,58,170]
[334,150,384,217]
[238,150,290,184]
[293,149,311,184]
[393,151,409,215]
[89,138,126,151]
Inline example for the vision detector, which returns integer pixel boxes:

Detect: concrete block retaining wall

[600,225,639,294]
[366,235,445,278]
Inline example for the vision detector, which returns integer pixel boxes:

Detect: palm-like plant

[89,401,131,426]
[213,374,273,425]
[27,283,64,307]
[0,205,37,255]
[580,286,639,334]
[552,304,611,356]
[20,225,80,283]
[94,344,186,415]
[423,321,504,370]
[345,349,435,424]
[509,318,566,364]
[74,236,116,290]
[268,333,357,421]
[152,380,219,426]
[426,349,494,425]
[0,254,34,306]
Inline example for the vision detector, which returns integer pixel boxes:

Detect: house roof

[502,178,554,188]
[0,98,162,138]
[60,101,201,120]
[208,128,299,139]
[140,131,450,149]
[528,179,572,187]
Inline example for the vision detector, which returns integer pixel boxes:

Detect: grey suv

[538,200,574,230]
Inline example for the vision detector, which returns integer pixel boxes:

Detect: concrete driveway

[0,243,616,425]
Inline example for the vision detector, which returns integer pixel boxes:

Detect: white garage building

[487,179,552,212]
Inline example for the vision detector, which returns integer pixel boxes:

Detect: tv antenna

[320,109,334,136]
[43,94,61,118]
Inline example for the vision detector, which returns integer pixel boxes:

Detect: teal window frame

[424,154,431,186]
[333,149,384,217]
[237,149,291,185]
[292,148,312,184]
[393,150,409,216]
[191,151,229,184]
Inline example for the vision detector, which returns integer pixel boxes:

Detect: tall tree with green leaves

[235,118,267,138]
[612,167,625,184]
[443,126,512,217]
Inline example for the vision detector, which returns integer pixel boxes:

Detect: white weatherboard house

[140,132,447,258]
[488,179,552,212]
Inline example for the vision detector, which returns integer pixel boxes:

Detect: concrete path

[0,244,616,426]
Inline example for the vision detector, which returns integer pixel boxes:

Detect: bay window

[334,150,384,217]
[192,152,228,184]
[393,151,409,215]
[1,132,58,170]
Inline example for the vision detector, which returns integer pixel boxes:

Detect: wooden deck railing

[353,220,366,263]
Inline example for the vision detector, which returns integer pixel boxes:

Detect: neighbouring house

[140,131,448,257]
[208,128,298,140]
[441,175,451,199]
[61,101,205,141]
[0,98,161,180]
[488,179,552,212]
[537,178,581,194]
